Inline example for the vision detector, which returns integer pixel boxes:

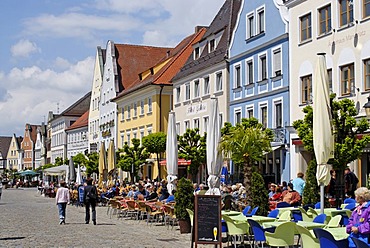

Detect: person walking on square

[55,180,70,225]
[292,172,305,196]
[345,167,359,199]
[0,178,3,200]
[83,177,97,225]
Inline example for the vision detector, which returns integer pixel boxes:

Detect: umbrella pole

[320,183,325,214]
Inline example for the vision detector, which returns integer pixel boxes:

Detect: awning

[263,145,282,155]
[159,158,191,166]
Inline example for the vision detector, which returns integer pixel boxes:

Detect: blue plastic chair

[344,198,356,204]
[345,203,357,210]
[314,202,321,209]
[292,210,303,222]
[276,201,291,208]
[313,214,327,224]
[248,219,275,248]
[267,209,279,218]
[245,206,259,217]
[352,237,370,248]
[242,205,251,216]
[221,219,228,233]
[313,228,349,248]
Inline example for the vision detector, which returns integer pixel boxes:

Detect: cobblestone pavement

[0,188,194,248]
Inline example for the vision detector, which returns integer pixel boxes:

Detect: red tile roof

[113,28,207,98]
[114,44,171,92]
[65,111,89,131]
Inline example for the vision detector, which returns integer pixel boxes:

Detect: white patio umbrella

[206,97,222,195]
[76,164,82,185]
[166,111,178,195]
[107,140,116,187]
[68,156,76,183]
[313,53,335,214]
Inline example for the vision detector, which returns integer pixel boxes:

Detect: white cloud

[11,39,40,58]
[0,57,94,135]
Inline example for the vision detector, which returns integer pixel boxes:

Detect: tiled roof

[113,28,207,98]
[0,136,12,159]
[60,91,91,117]
[114,44,171,92]
[173,0,242,80]
[65,111,89,131]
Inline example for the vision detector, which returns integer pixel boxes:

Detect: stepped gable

[65,111,89,131]
[173,0,242,80]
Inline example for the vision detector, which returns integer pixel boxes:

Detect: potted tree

[174,177,194,233]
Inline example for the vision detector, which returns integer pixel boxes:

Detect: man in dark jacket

[344,168,359,199]
[83,177,97,225]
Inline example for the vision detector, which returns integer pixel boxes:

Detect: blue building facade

[228,0,290,184]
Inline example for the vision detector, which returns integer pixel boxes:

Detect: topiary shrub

[302,159,320,205]
[174,177,194,220]
[251,170,269,216]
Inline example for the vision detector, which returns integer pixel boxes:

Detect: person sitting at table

[346,187,370,248]
[269,187,283,210]
[164,190,176,204]
[127,185,138,199]
[280,183,301,206]
[158,182,169,201]
[268,183,277,198]
[146,185,158,201]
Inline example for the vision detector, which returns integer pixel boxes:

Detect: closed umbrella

[98,142,107,188]
[76,164,82,185]
[69,156,76,183]
[166,111,178,195]
[107,140,116,187]
[313,53,334,214]
[206,97,222,195]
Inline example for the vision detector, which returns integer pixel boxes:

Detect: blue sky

[0,0,224,136]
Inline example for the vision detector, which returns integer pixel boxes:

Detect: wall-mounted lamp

[363,95,370,118]
[276,158,280,164]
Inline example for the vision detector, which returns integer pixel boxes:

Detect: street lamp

[364,95,370,118]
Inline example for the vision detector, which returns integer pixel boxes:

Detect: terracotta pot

[178,219,191,234]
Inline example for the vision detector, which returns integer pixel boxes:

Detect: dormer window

[209,39,215,52]
[194,47,200,60]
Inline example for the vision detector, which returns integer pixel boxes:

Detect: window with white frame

[120,133,124,147]
[327,69,333,92]
[176,87,181,103]
[274,101,282,128]
[234,64,241,88]
[147,126,152,135]
[318,4,332,35]
[193,118,200,129]
[185,83,190,100]
[194,80,200,98]
[140,100,144,115]
[246,106,254,118]
[133,102,137,117]
[257,7,265,34]
[148,97,152,113]
[260,104,268,128]
[246,59,254,85]
[127,105,131,119]
[340,63,354,96]
[246,13,255,39]
[127,133,131,146]
[259,54,267,81]
[364,0,370,18]
[185,120,190,130]
[364,59,370,91]
[204,76,210,95]
[339,0,354,26]
[300,13,312,42]
[272,48,282,77]
[216,72,223,91]
[235,109,242,124]
[301,74,312,104]
[133,131,137,139]
[203,116,209,133]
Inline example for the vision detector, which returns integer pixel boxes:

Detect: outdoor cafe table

[314,208,349,217]
[246,215,277,224]
[263,221,326,230]
[310,227,349,241]
[277,207,300,216]
[221,210,242,216]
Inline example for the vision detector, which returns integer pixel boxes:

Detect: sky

[0,0,225,136]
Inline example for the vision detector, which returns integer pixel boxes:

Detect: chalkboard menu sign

[194,195,222,247]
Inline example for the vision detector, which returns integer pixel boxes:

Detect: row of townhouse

[5,0,370,186]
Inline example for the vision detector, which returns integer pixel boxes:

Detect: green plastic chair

[298,206,314,222]
[265,221,296,247]
[308,207,318,218]
[222,215,250,248]
[295,224,320,248]
[186,208,194,227]
[325,215,342,228]
[277,210,291,222]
